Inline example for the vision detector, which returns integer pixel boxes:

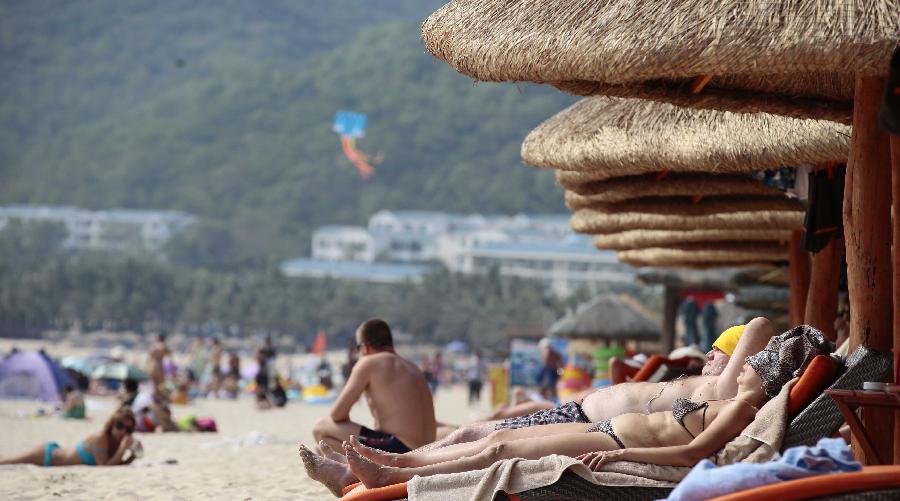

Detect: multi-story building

[311,226,376,262]
[0,205,195,254]
[284,210,635,294]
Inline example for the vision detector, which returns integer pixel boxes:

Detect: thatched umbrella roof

[422,0,899,122]
[547,293,660,341]
[618,242,789,267]
[560,172,787,206]
[593,228,792,251]
[571,196,804,234]
[522,98,850,177]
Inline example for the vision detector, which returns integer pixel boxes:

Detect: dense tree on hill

[1,1,574,265]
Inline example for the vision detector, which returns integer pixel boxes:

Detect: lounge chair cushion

[787,355,839,418]
[341,481,407,501]
[707,465,900,501]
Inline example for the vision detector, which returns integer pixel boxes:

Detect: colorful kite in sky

[332,111,382,180]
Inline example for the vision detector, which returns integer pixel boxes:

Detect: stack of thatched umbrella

[423,0,900,463]
[520,96,849,269]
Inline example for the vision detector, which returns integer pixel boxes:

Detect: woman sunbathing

[337,362,771,488]
[0,407,141,466]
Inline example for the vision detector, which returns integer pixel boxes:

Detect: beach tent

[0,351,73,401]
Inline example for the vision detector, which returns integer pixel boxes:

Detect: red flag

[311,330,327,355]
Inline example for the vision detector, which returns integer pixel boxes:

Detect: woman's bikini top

[672,397,710,438]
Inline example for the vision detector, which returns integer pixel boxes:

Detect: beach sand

[0,361,490,500]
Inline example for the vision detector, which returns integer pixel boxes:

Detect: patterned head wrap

[746,325,834,398]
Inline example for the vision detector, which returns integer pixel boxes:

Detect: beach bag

[195,417,217,432]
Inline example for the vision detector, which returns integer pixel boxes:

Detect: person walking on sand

[147,334,171,392]
[466,350,487,405]
[306,319,436,492]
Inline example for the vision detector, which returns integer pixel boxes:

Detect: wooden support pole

[844,76,894,465]
[804,237,843,342]
[892,135,900,465]
[662,285,679,353]
[788,229,811,326]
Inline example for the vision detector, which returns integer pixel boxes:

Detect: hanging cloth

[879,47,900,135]
[801,164,845,253]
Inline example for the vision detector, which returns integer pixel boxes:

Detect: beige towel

[409,382,794,501]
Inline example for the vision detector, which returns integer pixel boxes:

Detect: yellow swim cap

[712,324,745,357]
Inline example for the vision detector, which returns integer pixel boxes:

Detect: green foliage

[1,1,574,264]
[0,228,568,347]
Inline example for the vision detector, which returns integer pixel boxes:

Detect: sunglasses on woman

[115,421,134,434]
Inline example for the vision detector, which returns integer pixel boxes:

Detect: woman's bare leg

[0,444,46,465]
[346,432,621,488]
[351,422,592,467]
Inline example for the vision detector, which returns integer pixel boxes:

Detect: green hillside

[1,1,574,265]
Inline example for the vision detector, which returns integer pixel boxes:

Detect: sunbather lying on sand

[303,325,830,491]
[1,407,142,466]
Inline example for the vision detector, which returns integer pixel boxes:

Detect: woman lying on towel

[326,326,830,490]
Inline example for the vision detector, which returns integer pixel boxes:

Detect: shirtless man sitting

[304,319,436,494]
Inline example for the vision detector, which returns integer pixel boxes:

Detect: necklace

[645,374,687,414]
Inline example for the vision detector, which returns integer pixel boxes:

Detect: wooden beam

[788,229,811,326]
[844,75,894,465]
[661,285,679,353]
[892,135,900,465]
[804,237,843,342]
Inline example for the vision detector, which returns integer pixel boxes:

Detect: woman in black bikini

[341,358,780,489]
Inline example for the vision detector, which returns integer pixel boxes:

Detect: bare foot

[344,443,410,488]
[349,435,405,467]
[298,444,356,497]
[318,440,347,464]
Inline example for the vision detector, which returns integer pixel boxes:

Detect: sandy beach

[0,340,491,500]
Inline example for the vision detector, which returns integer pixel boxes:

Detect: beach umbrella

[422,0,898,123]
[522,97,850,178]
[593,229,792,251]
[547,293,660,342]
[91,362,148,381]
[443,340,470,354]
[570,197,805,235]
[61,355,111,376]
[617,242,789,268]
[0,351,73,401]
[561,173,787,207]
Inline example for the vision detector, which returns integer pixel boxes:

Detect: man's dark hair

[124,378,139,393]
[358,318,394,350]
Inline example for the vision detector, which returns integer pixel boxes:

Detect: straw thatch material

[571,196,804,234]
[621,258,779,270]
[562,176,790,208]
[422,1,899,122]
[574,210,803,234]
[546,293,660,341]
[522,98,850,176]
[593,229,792,250]
[619,243,789,266]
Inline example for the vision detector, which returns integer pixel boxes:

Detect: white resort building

[284,210,635,294]
[0,205,196,255]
